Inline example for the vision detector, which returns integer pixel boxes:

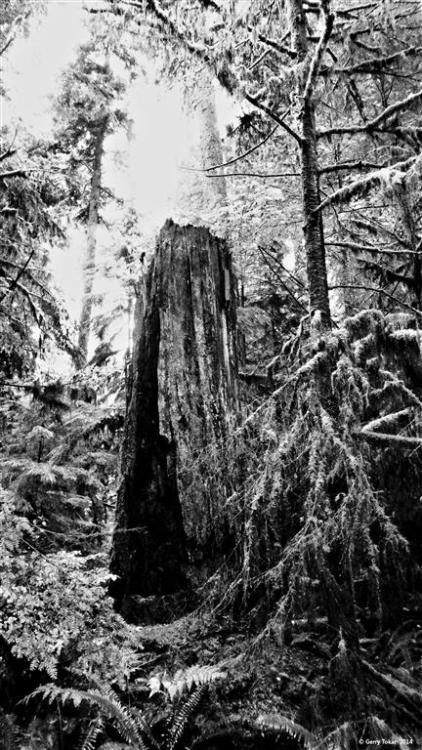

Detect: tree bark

[111,220,238,619]
[288,0,331,329]
[77,116,108,367]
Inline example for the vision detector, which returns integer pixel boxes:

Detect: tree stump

[111,220,238,619]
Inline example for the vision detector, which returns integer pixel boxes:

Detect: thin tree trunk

[196,69,228,206]
[288,0,331,328]
[77,116,108,367]
[111,220,238,620]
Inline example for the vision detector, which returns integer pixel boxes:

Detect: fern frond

[132,713,160,750]
[80,715,105,750]
[168,686,205,750]
[256,714,317,749]
[317,720,357,750]
[149,664,227,700]
[97,744,130,750]
[24,684,148,750]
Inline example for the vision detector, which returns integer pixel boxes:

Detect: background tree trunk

[77,115,108,367]
[111,219,238,620]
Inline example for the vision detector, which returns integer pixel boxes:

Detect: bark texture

[111,220,238,618]
[288,0,331,328]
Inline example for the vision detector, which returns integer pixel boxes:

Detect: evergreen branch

[205,171,300,178]
[124,0,213,63]
[315,156,418,211]
[333,45,422,75]
[249,27,297,59]
[318,88,422,138]
[326,241,419,256]
[369,87,422,128]
[351,217,411,251]
[361,408,413,435]
[362,659,422,719]
[319,160,386,174]
[0,277,42,325]
[328,283,422,316]
[0,257,56,293]
[303,0,335,104]
[0,245,36,301]
[362,261,415,288]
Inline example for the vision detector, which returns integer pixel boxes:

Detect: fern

[25,684,149,750]
[256,713,317,749]
[168,687,205,750]
[148,664,227,700]
[80,716,105,750]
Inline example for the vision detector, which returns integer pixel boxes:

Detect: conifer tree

[53,26,129,367]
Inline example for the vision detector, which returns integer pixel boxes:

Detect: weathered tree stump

[111,220,238,619]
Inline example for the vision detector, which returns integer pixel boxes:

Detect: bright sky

[2,1,197,216]
[2,0,234,365]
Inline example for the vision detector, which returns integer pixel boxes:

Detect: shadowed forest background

[1,1,422,748]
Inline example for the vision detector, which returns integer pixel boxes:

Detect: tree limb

[183,123,280,173]
[328,283,422,316]
[319,160,386,174]
[0,247,36,304]
[361,408,413,435]
[318,88,422,138]
[326,241,420,256]
[332,45,422,76]
[205,170,300,179]
[244,93,302,144]
[251,27,297,60]
[303,0,335,104]
[358,430,422,449]
[316,156,418,212]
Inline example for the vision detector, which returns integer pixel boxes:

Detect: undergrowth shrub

[0,492,140,681]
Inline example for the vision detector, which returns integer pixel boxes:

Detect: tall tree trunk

[77,116,108,368]
[178,67,228,230]
[288,0,331,329]
[111,220,238,620]
[196,68,228,206]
